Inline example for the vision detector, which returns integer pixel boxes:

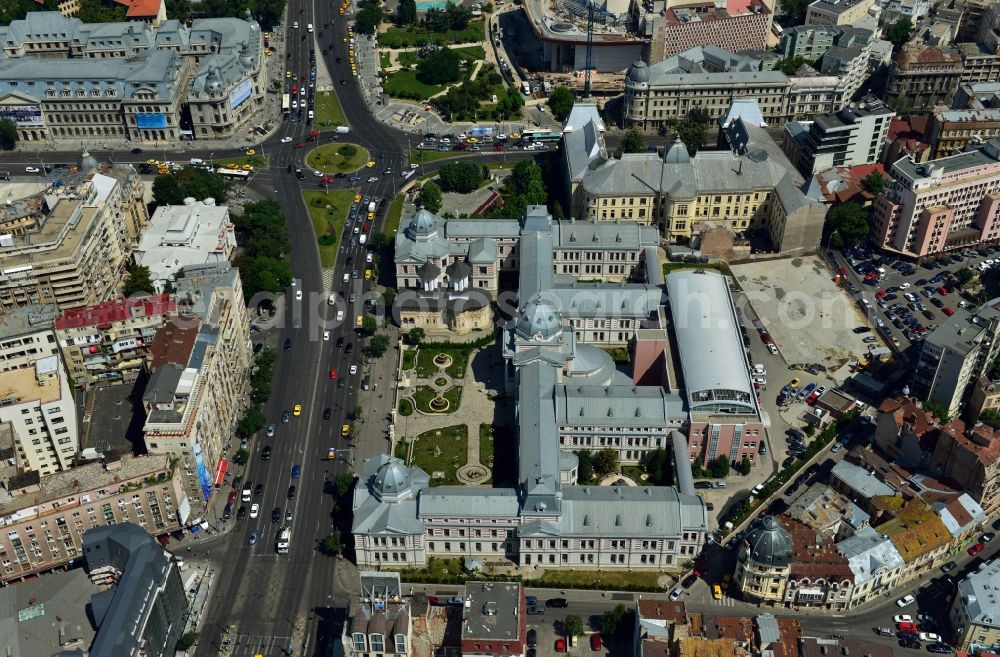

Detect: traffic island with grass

[314,90,346,130]
[303,189,355,267]
[409,425,468,486]
[305,143,370,174]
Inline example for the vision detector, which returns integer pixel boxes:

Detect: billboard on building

[0,105,43,127]
[136,113,168,129]
[229,78,253,110]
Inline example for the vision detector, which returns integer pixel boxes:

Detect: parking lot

[829,245,1000,355]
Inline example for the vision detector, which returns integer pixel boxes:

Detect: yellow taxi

[467,137,478,143]
[712,585,722,600]
[342,36,348,42]
[286,70,292,78]
[789,377,800,388]
[341,424,351,437]
[265,50,273,56]
[356,316,363,327]
[338,7,344,14]
[245,149,256,156]
[367,211,374,221]
[366,161,375,168]
[241,164,254,171]
[510,132,521,139]
[354,193,362,203]
[146,158,159,165]
[293,403,302,417]
[364,269,372,280]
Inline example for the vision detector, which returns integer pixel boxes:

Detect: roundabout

[304,142,370,173]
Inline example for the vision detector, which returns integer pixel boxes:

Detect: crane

[584,0,595,98]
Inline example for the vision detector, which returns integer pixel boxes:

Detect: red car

[555,640,566,653]
[294,142,305,149]
[938,287,949,296]
[330,368,337,379]
[227,490,238,505]
[693,559,708,577]
[320,176,334,183]
[590,634,602,651]
[806,392,820,406]
[943,307,954,316]
[897,622,918,633]
[299,7,304,13]
[969,543,986,556]
[493,144,504,151]
[362,222,371,232]
[291,85,298,95]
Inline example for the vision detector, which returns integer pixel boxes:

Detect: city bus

[282,93,291,115]
[215,167,251,180]
[521,129,562,142]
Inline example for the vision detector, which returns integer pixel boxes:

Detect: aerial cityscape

[4,0,1000,655]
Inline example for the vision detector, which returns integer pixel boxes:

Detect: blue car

[291,464,301,479]
[248,531,259,546]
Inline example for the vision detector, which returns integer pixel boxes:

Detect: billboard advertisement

[229,78,253,110]
[0,105,43,127]
[135,113,168,129]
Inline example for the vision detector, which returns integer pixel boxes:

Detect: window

[370,634,385,652]
[353,633,367,652]
[395,635,406,653]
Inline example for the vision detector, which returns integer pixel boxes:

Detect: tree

[923,400,951,423]
[564,615,584,638]
[152,175,184,205]
[737,455,752,476]
[78,0,126,22]
[547,86,575,121]
[708,455,730,478]
[645,448,670,485]
[321,530,342,554]
[690,460,703,478]
[980,408,1000,429]
[824,201,870,248]
[0,118,17,151]
[620,128,645,154]
[956,267,975,286]
[176,632,199,651]
[861,170,885,195]
[371,232,392,251]
[577,449,594,483]
[409,327,426,345]
[592,448,619,477]
[361,316,378,336]
[334,473,355,497]
[600,604,631,636]
[355,0,384,34]
[369,333,390,357]
[382,287,397,310]
[417,47,461,85]
[438,161,484,193]
[776,55,810,75]
[420,181,443,212]
[354,405,364,420]
[232,449,250,465]
[164,0,191,21]
[398,0,417,24]
[122,264,155,297]
[237,405,266,438]
[887,18,913,50]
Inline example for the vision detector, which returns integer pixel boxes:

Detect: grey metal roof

[559,485,707,536]
[892,140,1000,183]
[644,247,663,286]
[665,270,756,414]
[419,488,520,517]
[517,361,561,516]
[831,460,895,498]
[837,525,905,585]
[352,456,428,535]
[467,237,496,264]
[756,614,781,647]
[541,284,662,320]
[563,119,607,183]
[445,219,522,239]
[564,343,626,383]
[956,558,1000,629]
[518,230,554,300]
[553,220,659,249]
[743,516,793,568]
[554,384,686,427]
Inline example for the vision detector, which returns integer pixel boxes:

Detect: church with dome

[356,204,711,571]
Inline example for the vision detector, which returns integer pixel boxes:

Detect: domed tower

[515,295,564,343]
[663,136,690,165]
[405,208,439,242]
[735,515,793,603]
[624,61,651,128]
[371,458,417,503]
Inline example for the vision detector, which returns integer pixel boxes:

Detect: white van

[336,309,345,321]
[190,158,204,165]
[308,110,314,119]
[307,23,314,32]
[343,273,349,283]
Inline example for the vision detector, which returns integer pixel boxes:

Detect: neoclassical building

[735,516,793,604]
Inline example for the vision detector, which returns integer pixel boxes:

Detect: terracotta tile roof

[878,498,952,562]
[945,496,975,527]
[148,319,198,370]
[639,599,687,623]
[712,616,753,642]
[113,0,162,16]
[772,619,801,657]
[677,637,749,657]
[642,639,671,657]
[941,421,1000,468]
[55,294,175,330]
[780,517,854,581]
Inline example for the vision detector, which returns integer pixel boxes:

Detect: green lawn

[314,90,347,130]
[379,51,392,69]
[383,69,445,100]
[622,465,654,486]
[452,45,485,61]
[402,349,416,370]
[305,143,370,173]
[411,425,468,486]
[394,438,409,460]
[380,21,485,48]
[397,51,419,67]
[535,569,664,591]
[303,189,354,267]
[410,148,465,165]
[479,424,494,468]
[384,193,406,237]
[398,398,414,416]
[416,347,469,379]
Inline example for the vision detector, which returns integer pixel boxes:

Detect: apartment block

[958,43,1000,86]
[805,0,877,25]
[0,161,147,310]
[649,0,773,61]
[930,420,1000,517]
[55,294,176,388]
[0,355,79,476]
[954,81,1000,110]
[952,559,1000,653]
[0,304,59,373]
[142,263,250,509]
[885,44,964,112]
[927,108,1000,159]
[873,140,1000,258]
[0,453,184,585]
[778,25,840,59]
[783,96,894,176]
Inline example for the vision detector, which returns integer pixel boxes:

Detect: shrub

[338,144,358,157]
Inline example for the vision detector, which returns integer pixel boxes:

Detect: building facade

[0,161,148,310]
[649,0,774,61]
[873,140,1000,259]
[343,572,413,657]
[884,44,964,113]
[0,454,184,585]
[782,96,894,176]
[805,0,877,25]
[0,304,59,374]
[0,12,267,143]
[927,109,1000,159]
[142,263,250,509]
[952,558,1000,653]
[55,294,176,388]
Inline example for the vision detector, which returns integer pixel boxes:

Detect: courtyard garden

[412,385,463,414]
[415,347,469,379]
[407,424,469,486]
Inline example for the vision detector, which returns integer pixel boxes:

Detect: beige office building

[805,0,877,26]
[0,160,147,311]
[0,452,184,585]
[0,304,59,374]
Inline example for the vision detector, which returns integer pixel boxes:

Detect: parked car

[546,598,568,608]
[590,634,602,651]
